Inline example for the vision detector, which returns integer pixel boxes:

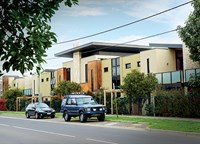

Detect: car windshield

[76,97,97,105]
[36,103,49,108]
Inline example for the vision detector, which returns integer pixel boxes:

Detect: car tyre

[25,112,30,119]
[79,112,87,122]
[35,112,40,119]
[64,111,71,121]
[97,114,105,121]
[51,115,55,118]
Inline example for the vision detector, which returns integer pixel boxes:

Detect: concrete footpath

[1,114,200,138]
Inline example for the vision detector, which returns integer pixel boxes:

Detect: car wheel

[79,112,87,122]
[25,112,30,118]
[97,114,105,121]
[35,112,40,119]
[51,115,55,118]
[64,112,71,121]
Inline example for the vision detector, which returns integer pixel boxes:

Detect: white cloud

[61,5,105,16]
[106,32,182,46]
[123,0,193,28]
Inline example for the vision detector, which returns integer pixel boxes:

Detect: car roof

[64,95,92,99]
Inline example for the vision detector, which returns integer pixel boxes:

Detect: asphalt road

[0,115,200,144]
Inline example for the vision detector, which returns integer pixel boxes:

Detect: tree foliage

[0,0,78,74]
[120,70,158,114]
[177,0,200,63]
[53,80,82,96]
[3,88,23,111]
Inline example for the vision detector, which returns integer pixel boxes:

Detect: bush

[154,89,200,118]
[51,97,62,112]
[0,98,6,111]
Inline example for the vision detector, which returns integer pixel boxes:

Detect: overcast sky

[1,0,193,76]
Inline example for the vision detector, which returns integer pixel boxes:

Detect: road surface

[0,115,199,144]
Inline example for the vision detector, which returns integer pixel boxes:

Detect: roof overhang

[55,42,152,58]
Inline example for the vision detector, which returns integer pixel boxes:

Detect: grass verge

[106,115,200,133]
[1,111,200,133]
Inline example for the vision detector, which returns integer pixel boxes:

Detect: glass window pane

[185,69,195,82]
[155,73,162,84]
[163,72,171,84]
[112,67,116,76]
[116,58,120,66]
[117,66,120,76]
[172,71,181,83]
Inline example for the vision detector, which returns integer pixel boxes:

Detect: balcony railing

[155,70,183,84]
[185,68,200,82]
[156,68,200,85]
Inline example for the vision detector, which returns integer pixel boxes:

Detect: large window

[112,58,120,89]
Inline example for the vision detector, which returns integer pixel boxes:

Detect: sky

[1,0,194,76]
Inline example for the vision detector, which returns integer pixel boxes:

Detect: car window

[67,98,72,105]
[71,98,76,105]
[36,103,49,108]
[77,97,96,105]
[62,99,67,105]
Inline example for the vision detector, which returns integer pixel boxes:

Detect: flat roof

[55,42,152,58]
[149,43,182,49]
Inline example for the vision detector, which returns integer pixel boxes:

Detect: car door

[28,104,36,116]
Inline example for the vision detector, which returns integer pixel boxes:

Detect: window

[125,63,131,69]
[85,64,88,82]
[46,78,49,81]
[104,67,108,72]
[66,68,71,81]
[41,79,44,82]
[112,57,120,89]
[137,61,141,67]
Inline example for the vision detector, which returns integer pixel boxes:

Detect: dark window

[85,64,88,82]
[125,63,131,69]
[176,50,183,70]
[147,58,150,74]
[91,69,94,91]
[41,79,44,82]
[104,67,108,72]
[137,61,141,67]
[46,78,49,81]
[66,68,71,81]
[112,57,120,89]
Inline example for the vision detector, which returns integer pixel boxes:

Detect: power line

[46,28,177,61]
[81,29,177,54]
[54,1,192,45]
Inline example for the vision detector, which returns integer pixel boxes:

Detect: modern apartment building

[2,42,200,113]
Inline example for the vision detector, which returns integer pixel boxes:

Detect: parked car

[25,103,55,119]
[61,94,106,122]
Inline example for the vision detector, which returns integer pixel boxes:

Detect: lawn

[106,115,200,133]
[1,111,200,133]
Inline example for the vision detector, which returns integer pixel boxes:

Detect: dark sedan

[25,103,55,119]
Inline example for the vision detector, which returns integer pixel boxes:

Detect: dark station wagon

[60,94,106,122]
[25,103,55,119]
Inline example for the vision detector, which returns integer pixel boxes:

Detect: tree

[120,70,158,115]
[0,0,78,74]
[53,80,82,96]
[3,88,23,111]
[177,0,200,63]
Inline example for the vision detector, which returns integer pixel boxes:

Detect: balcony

[185,68,200,82]
[156,68,200,88]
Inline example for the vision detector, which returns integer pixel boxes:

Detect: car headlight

[99,108,103,111]
[38,109,44,113]
[85,108,91,111]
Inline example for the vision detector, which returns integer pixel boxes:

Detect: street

[0,115,199,144]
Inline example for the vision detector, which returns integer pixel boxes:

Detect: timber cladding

[87,60,102,92]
